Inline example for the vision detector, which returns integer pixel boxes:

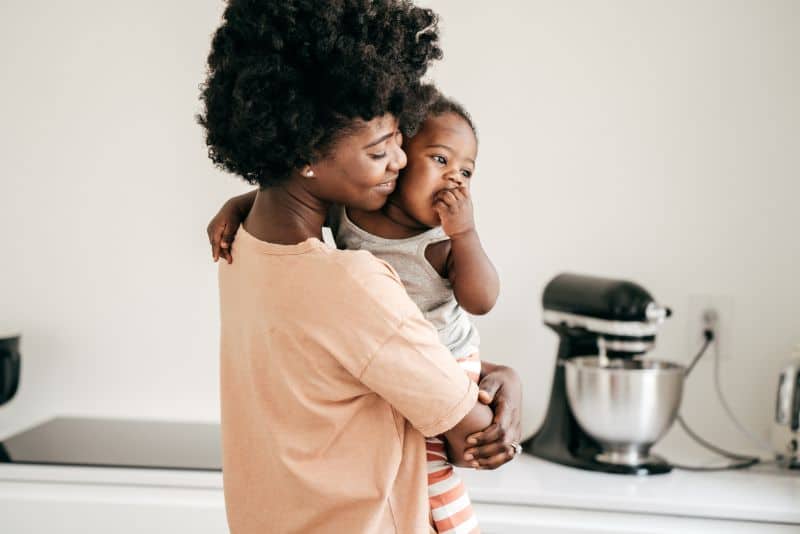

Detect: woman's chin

[354,195,389,212]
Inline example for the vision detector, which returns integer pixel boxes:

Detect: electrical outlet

[686,294,735,362]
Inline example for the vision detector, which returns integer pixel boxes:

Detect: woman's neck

[243,183,328,245]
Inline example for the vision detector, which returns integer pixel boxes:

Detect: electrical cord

[683,334,711,377]
[677,414,753,460]
[671,328,768,472]
[711,336,784,456]
[671,414,760,471]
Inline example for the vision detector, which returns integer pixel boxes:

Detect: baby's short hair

[427,92,477,141]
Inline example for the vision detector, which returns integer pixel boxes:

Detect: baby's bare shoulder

[424,238,452,278]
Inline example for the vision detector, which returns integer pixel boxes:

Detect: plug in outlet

[686,294,734,361]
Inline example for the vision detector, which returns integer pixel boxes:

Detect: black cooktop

[0,416,221,471]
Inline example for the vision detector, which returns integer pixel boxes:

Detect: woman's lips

[375,179,396,194]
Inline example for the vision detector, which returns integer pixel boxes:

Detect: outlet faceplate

[686,294,735,363]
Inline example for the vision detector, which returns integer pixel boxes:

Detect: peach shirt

[218,226,479,533]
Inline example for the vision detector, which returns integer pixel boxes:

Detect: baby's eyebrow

[427,143,453,152]
[427,144,475,165]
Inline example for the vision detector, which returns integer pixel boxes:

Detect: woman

[198,2,522,533]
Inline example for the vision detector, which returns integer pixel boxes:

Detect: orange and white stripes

[425,352,481,534]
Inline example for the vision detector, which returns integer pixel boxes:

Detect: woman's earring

[304,168,314,177]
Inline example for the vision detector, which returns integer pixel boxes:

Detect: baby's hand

[207,199,245,264]
[433,186,475,238]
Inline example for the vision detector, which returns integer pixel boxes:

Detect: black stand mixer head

[522,273,673,475]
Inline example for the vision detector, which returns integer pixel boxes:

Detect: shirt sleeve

[327,251,478,437]
[359,312,479,437]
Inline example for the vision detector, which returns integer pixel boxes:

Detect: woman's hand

[464,362,522,469]
[206,190,257,263]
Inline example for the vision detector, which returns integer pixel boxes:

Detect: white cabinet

[1,459,798,534]
[474,503,799,534]
[2,481,796,534]
[0,480,228,534]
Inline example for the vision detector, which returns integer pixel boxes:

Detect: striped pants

[426,352,481,534]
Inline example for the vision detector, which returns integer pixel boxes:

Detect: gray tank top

[330,206,480,359]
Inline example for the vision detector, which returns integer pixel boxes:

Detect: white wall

[1,1,798,460]
[0,0,238,427]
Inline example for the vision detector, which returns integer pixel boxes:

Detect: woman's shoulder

[282,246,418,332]
[322,247,411,307]
[329,247,400,282]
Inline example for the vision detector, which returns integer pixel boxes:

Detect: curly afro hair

[197,0,443,188]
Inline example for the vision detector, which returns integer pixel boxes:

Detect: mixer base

[596,450,670,470]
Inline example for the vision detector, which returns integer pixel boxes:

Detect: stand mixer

[0,331,20,407]
[523,273,681,475]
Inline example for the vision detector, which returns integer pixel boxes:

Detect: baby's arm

[433,186,500,315]
[447,227,499,315]
[207,190,341,260]
[443,399,494,468]
[206,189,257,262]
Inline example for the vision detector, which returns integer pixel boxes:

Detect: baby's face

[389,112,477,228]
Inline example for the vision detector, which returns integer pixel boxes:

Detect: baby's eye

[461,169,473,178]
[432,155,447,165]
[370,152,387,160]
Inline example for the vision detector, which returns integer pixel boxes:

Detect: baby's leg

[426,352,481,533]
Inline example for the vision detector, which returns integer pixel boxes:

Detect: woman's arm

[433,186,499,315]
[340,267,496,470]
[206,189,257,262]
[444,361,523,469]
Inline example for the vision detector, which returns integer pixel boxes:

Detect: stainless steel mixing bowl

[564,356,685,466]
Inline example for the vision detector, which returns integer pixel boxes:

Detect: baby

[211,94,498,534]
[331,95,496,533]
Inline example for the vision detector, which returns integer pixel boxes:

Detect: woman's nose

[389,144,407,172]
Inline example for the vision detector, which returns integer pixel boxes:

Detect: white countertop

[458,454,800,524]
[1,415,798,525]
